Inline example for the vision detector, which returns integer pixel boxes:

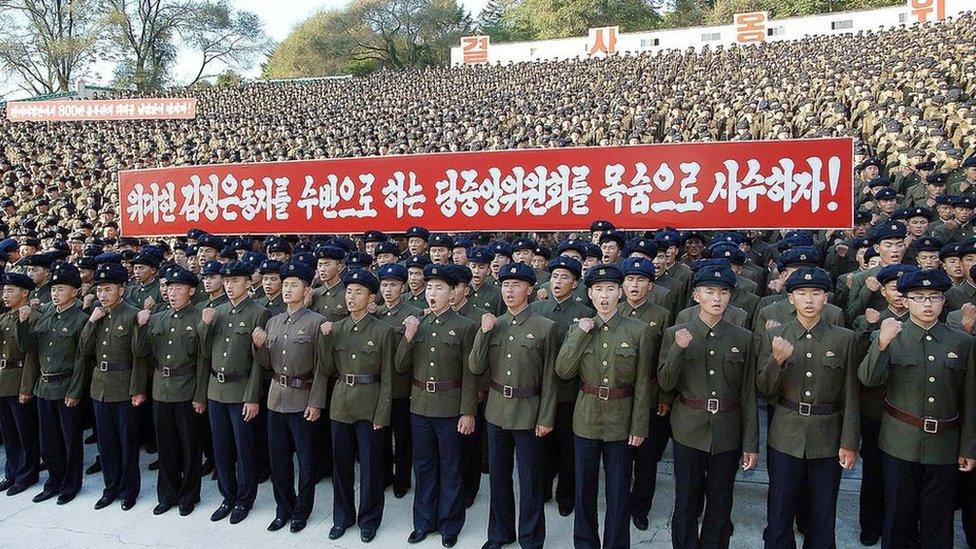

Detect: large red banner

[119,138,854,237]
[6,98,197,122]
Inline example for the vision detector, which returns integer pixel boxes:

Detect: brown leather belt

[156,364,195,378]
[779,397,839,416]
[581,384,634,401]
[277,373,313,390]
[490,380,540,398]
[413,378,462,393]
[210,369,249,383]
[679,395,741,414]
[0,358,24,370]
[884,401,959,434]
[342,373,379,386]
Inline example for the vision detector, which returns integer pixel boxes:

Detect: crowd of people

[0,9,974,549]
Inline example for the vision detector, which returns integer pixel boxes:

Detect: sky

[2,0,490,100]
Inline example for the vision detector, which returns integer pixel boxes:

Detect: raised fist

[402,315,420,342]
[771,336,794,365]
[578,317,595,333]
[320,321,333,336]
[536,288,549,301]
[136,309,151,326]
[89,306,107,323]
[675,328,693,349]
[864,308,881,325]
[17,306,31,322]
[252,327,267,348]
[201,307,216,325]
[481,313,497,333]
[878,317,903,350]
[865,276,881,292]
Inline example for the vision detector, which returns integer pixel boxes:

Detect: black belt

[40,370,72,382]
[679,395,741,414]
[341,373,379,386]
[276,373,313,390]
[156,364,195,378]
[0,358,23,370]
[778,397,839,416]
[413,378,462,393]
[210,369,249,383]
[490,380,541,398]
[97,361,132,372]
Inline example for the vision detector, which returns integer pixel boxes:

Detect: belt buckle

[798,402,812,416]
[161,366,171,377]
[99,360,109,372]
[706,398,720,414]
[923,418,938,434]
[279,374,289,387]
[216,372,226,383]
[41,373,51,382]
[502,385,514,398]
[345,373,356,386]
[597,386,610,401]
[0,358,6,370]
[425,380,437,393]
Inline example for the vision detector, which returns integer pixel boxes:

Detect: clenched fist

[481,313,497,333]
[252,327,267,348]
[143,296,155,310]
[320,321,333,336]
[17,306,31,322]
[865,276,881,292]
[578,317,595,333]
[136,309,151,326]
[877,317,903,350]
[402,315,420,342]
[536,288,549,301]
[864,308,881,325]
[675,328,693,349]
[89,306,107,323]
[771,336,794,366]
[201,307,216,325]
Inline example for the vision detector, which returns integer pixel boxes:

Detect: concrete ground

[0,419,969,548]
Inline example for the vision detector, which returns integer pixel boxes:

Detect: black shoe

[153,503,172,515]
[632,515,649,531]
[558,503,574,517]
[289,520,306,533]
[0,478,13,492]
[442,537,458,548]
[84,433,96,444]
[229,506,249,524]
[93,496,114,510]
[328,526,347,540]
[32,489,59,503]
[121,499,136,511]
[257,471,271,484]
[267,517,288,531]
[56,493,76,505]
[148,460,159,471]
[361,530,376,543]
[408,530,428,544]
[179,504,194,516]
[6,483,31,496]
[200,460,215,477]
[85,459,102,475]
[210,503,232,522]
[860,532,880,546]
[393,486,409,499]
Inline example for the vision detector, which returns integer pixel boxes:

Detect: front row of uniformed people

[1,257,973,549]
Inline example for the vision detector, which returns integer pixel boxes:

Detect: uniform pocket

[890,353,917,368]
[822,356,842,369]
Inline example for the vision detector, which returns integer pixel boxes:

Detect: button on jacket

[374,300,423,400]
[321,313,396,426]
[555,312,656,441]
[254,307,329,414]
[0,308,39,397]
[757,319,860,459]
[468,307,558,430]
[199,296,272,404]
[20,300,87,400]
[144,304,206,404]
[80,302,149,402]
[530,296,594,402]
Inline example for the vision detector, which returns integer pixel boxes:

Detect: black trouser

[574,436,632,549]
[859,416,884,540]
[208,400,257,509]
[411,414,465,538]
[0,395,39,489]
[671,441,738,549]
[486,422,545,549]
[268,410,316,522]
[332,419,384,533]
[631,412,671,520]
[254,378,271,481]
[136,393,156,452]
[37,397,83,497]
[92,399,140,502]
[384,397,412,493]
[764,447,842,549]
[461,399,486,505]
[543,400,575,510]
[881,451,957,549]
[959,469,976,548]
[153,400,201,508]
[311,377,336,480]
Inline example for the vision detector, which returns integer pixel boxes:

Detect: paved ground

[0,419,969,548]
